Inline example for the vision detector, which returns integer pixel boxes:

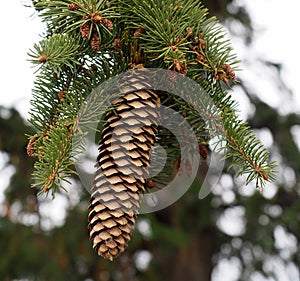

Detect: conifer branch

[26,0,278,259]
[31,122,74,195]
[28,34,82,76]
[27,0,276,198]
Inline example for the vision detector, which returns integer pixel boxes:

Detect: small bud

[171,45,177,51]
[134,28,145,37]
[222,63,236,81]
[199,39,206,50]
[92,11,102,24]
[100,18,113,31]
[196,54,205,63]
[146,179,155,189]
[199,144,209,160]
[80,23,90,40]
[112,38,121,51]
[38,55,47,63]
[68,3,79,11]
[83,14,90,20]
[186,27,193,36]
[175,36,183,44]
[27,134,39,157]
[57,91,65,100]
[222,76,229,83]
[91,34,101,51]
[173,59,181,72]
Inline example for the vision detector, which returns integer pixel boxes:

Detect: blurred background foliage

[1,0,300,280]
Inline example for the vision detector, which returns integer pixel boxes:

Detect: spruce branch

[28,34,82,76]
[26,0,278,260]
[222,114,277,189]
[36,0,119,44]
[120,0,209,70]
[31,122,75,195]
[196,80,276,188]
[29,68,69,131]
[27,0,277,215]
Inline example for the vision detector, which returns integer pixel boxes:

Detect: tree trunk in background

[155,197,216,281]
[173,230,214,281]
[159,227,215,281]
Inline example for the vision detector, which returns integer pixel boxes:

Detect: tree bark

[160,227,215,281]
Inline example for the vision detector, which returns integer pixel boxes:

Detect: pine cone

[88,83,160,260]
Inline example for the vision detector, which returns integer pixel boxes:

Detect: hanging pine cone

[88,78,160,260]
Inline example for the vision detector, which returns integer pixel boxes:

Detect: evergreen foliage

[27,1,276,197]
[3,0,300,279]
